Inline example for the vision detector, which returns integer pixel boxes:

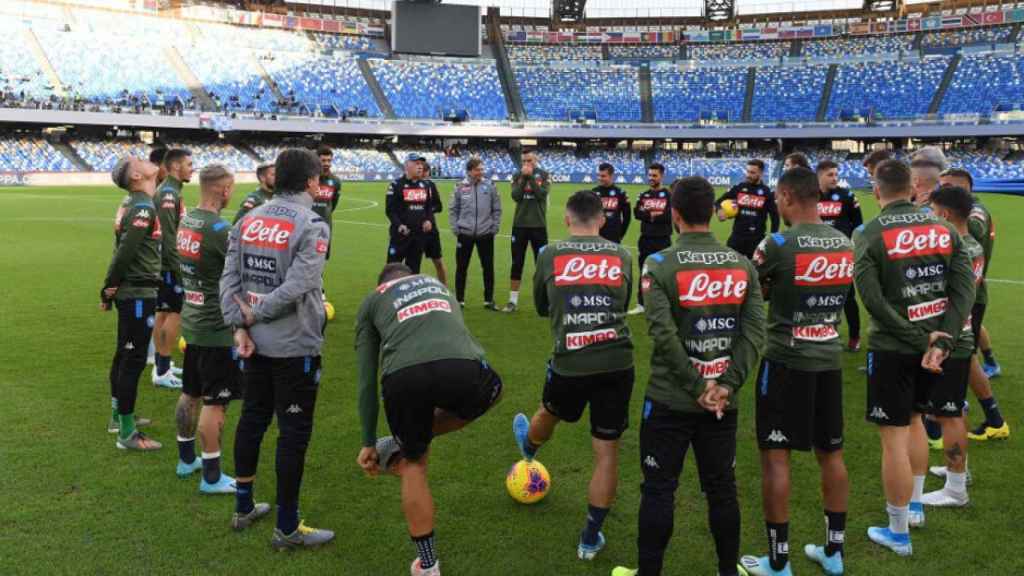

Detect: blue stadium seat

[827,57,950,120]
[940,53,1024,115]
[652,66,745,122]
[515,65,641,122]
[750,65,828,122]
[370,59,508,120]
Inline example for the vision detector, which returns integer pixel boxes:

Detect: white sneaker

[152,369,183,389]
[410,558,440,576]
[170,361,183,376]
[921,488,969,507]
[908,502,925,528]
[928,465,973,486]
[627,305,645,316]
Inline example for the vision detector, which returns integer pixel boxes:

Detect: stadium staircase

[928,54,961,115]
[601,45,611,60]
[741,67,756,122]
[789,41,802,57]
[816,64,838,121]
[638,67,654,123]
[911,32,924,51]
[487,7,525,121]
[52,140,91,171]
[356,58,397,119]
[232,141,263,164]
[252,58,286,104]
[1010,23,1023,43]
[23,28,66,98]
[384,148,402,169]
[163,46,218,111]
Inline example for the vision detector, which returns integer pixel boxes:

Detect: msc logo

[802,293,846,310]
[691,315,737,335]
[567,294,613,310]
[904,262,945,281]
[244,255,277,273]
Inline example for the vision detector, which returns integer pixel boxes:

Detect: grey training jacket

[220,192,329,358]
[449,177,502,238]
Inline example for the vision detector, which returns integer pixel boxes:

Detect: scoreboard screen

[391,2,482,58]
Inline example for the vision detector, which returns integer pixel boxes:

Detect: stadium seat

[515,65,641,122]
[801,34,914,58]
[607,45,679,60]
[940,53,1024,116]
[254,144,399,176]
[506,44,603,64]
[369,59,508,120]
[688,41,790,61]
[750,65,828,123]
[0,135,75,172]
[269,53,382,117]
[826,57,950,120]
[651,66,745,122]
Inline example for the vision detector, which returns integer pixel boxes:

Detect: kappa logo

[942,401,959,413]
[643,455,660,469]
[795,236,849,250]
[124,341,135,351]
[285,404,303,414]
[675,251,739,265]
[870,406,889,420]
[766,430,789,443]
[217,389,232,399]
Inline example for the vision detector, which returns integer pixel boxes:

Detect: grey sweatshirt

[220,192,329,358]
[449,177,502,238]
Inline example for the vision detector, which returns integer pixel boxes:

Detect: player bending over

[356,263,504,576]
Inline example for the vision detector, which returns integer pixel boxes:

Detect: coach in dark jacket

[449,158,501,308]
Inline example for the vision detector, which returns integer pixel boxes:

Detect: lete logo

[736,193,766,209]
[241,217,294,250]
[794,252,854,286]
[883,225,952,260]
[177,229,202,260]
[676,269,748,308]
[817,201,842,218]
[554,255,624,286]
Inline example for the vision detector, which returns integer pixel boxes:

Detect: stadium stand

[506,44,603,64]
[310,32,378,53]
[0,20,56,101]
[826,57,951,120]
[536,147,646,178]
[948,149,1024,179]
[369,59,508,120]
[921,25,1015,47]
[193,21,311,53]
[939,52,1024,115]
[688,41,790,61]
[254,144,398,176]
[750,65,829,123]
[166,140,253,172]
[801,34,914,57]
[268,52,382,116]
[652,149,779,182]
[0,135,75,172]
[651,66,746,122]
[608,44,679,60]
[71,138,150,171]
[394,145,516,178]
[515,66,641,121]
[176,40,276,113]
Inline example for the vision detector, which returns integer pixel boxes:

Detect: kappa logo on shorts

[285,404,303,414]
[870,406,889,420]
[942,402,958,413]
[766,429,789,443]
[643,455,660,469]
[216,389,232,399]
[396,298,452,323]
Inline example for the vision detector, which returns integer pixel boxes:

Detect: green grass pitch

[1,181,1021,574]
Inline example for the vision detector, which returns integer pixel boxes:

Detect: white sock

[946,471,967,494]
[886,502,909,534]
[912,475,925,503]
[509,291,519,305]
[201,451,221,460]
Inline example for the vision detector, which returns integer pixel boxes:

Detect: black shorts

[510,227,547,281]
[542,364,634,441]
[726,235,761,260]
[865,351,969,425]
[387,233,425,274]
[755,359,843,452]
[971,302,986,353]
[382,358,502,460]
[156,270,183,313]
[424,230,443,260]
[182,344,241,406]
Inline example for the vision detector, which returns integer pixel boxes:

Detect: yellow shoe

[611,569,637,576]
[968,422,1010,441]
[928,437,944,451]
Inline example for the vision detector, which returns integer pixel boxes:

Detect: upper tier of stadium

[1,1,1022,125]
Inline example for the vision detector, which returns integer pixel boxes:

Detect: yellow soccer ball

[324,301,336,321]
[178,336,187,353]
[720,199,739,219]
[506,459,550,504]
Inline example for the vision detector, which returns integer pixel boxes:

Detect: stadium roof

[286,0,866,19]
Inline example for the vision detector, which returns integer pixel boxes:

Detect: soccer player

[613,176,764,576]
[221,148,334,548]
[512,190,634,562]
[817,159,864,352]
[316,146,341,309]
[861,150,891,180]
[233,162,274,225]
[715,159,779,260]
[386,154,433,274]
[174,164,240,493]
[854,159,974,556]
[592,162,631,244]
[102,156,164,450]
[915,185,978,508]
[909,147,946,209]
[419,160,449,287]
[449,157,501,308]
[152,148,193,389]
[782,152,810,171]
[505,148,549,312]
[355,263,504,576]
[629,163,671,316]
[740,167,852,576]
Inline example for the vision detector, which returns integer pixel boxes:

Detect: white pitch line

[988,278,1024,285]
